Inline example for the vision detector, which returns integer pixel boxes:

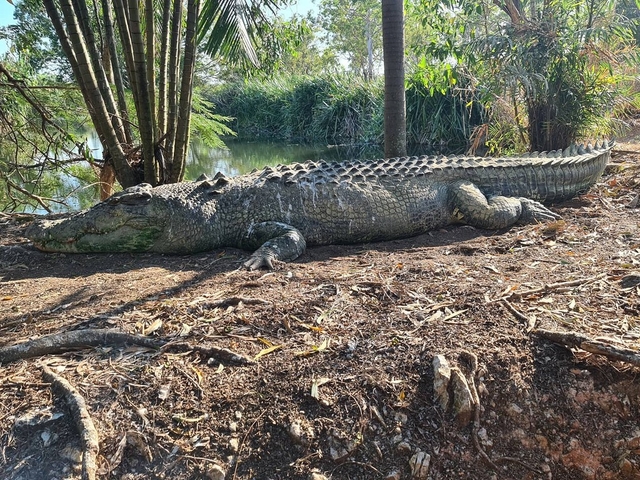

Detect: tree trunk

[382,0,406,158]
[127,0,159,185]
[47,0,137,188]
[158,0,173,137]
[101,0,133,145]
[170,0,199,183]
[165,0,183,178]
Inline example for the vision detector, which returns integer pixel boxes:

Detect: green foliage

[214,75,379,143]
[409,0,637,150]
[198,0,287,64]
[206,73,484,147]
[317,0,382,80]
[0,61,94,212]
[206,75,383,144]
[0,0,68,77]
[190,92,236,149]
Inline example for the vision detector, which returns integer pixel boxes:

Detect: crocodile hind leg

[449,180,561,230]
[241,221,307,270]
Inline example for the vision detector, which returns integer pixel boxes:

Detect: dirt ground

[0,146,639,480]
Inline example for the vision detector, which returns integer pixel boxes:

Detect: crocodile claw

[517,198,562,224]
[244,253,275,270]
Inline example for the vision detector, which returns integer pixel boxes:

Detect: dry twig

[41,365,99,480]
[509,273,607,299]
[162,342,255,365]
[501,299,536,331]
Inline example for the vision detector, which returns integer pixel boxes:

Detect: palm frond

[198,0,281,65]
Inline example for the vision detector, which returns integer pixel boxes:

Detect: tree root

[41,365,99,480]
[0,329,163,364]
[0,329,253,366]
[533,329,640,367]
[204,296,271,309]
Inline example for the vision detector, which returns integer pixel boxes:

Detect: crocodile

[26,142,612,269]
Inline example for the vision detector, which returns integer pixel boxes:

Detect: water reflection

[184,140,387,179]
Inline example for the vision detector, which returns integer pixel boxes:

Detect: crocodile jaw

[26,210,165,253]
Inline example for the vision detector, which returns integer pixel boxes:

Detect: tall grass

[405,74,486,148]
[205,74,485,148]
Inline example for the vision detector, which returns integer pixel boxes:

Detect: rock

[384,470,401,480]
[327,429,358,462]
[620,274,640,289]
[395,412,408,425]
[477,427,492,447]
[288,419,315,447]
[450,367,474,427]
[432,355,451,411]
[396,441,412,454]
[409,451,431,479]
[206,464,226,480]
[506,403,523,417]
[309,471,328,480]
[228,437,239,453]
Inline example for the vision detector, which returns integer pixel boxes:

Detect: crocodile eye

[107,184,153,206]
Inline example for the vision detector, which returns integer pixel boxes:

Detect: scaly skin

[26,142,612,269]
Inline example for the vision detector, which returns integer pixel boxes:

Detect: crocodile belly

[297,182,451,246]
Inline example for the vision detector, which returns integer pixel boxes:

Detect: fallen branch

[0,328,254,367]
[161,342,255,366]
[41,365,99,480]
[532,329,640,367]
[509,273,607,300]
[0,329,163,364]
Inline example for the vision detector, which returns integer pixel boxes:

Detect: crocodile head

[26,184,167,253]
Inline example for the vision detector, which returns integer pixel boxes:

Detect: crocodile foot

[517,198,562,224]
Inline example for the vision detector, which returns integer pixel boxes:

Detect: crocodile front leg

[241,221,307,270]
[449,180,561,230]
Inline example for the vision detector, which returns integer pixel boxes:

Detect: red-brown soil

[0,146,639,480]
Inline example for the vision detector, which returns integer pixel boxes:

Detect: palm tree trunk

[102,0,133,145]
[165,0,183,176]
[382,0,407,158]
[145,0,157,137]
[158,0,173,137]
[170,0,200,183]
[71,0,128,146]
[127,0,159,185]
[47,0,137,188]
